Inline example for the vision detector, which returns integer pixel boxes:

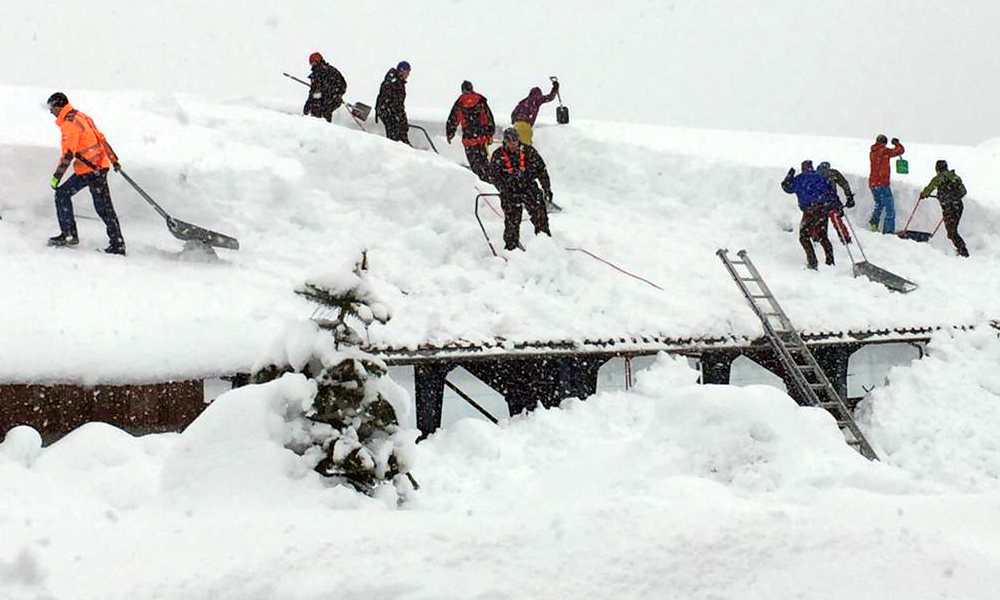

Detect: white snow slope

[3,2,1000,599]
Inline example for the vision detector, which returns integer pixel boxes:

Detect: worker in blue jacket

[781,160,835,269]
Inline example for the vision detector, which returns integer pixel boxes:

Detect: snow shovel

[550,76,569,124]
[897,195,942,242]
[841,213,916,293]
[347,102,371,122]
[282,72,365,131]
[118,168,240,251]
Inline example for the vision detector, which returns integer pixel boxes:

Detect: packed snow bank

[415,353,919,511]
[159,373,324,504]
[859,327,1000,491]
[3,348,1000,599]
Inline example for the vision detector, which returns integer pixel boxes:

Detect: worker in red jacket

[46,92,126,255]
[867,134,905,233]
[446,80,495,183]
[510,81,558,146]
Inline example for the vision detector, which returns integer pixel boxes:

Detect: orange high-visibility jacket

[54,103,117,176]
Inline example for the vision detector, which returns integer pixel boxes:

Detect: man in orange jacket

[47,92,126,254]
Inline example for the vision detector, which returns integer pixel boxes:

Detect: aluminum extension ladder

[716,249,878,460]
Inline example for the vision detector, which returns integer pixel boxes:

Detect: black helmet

[503,127,520,143]
[935,159,948,172]
[461,80,473,93]
[46,92,68,109]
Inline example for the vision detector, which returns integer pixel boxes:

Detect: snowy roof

[2,86,999,383]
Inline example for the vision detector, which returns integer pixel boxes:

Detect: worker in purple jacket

[510,81,559,146]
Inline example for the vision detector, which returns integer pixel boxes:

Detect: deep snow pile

[3,340,1000,599]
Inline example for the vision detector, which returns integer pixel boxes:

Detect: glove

[50,175,60,189]
[552,81,560,90]
[446,135,453,144]
[891,137,899,145]
[845,195,855,208]
[786,168,795,177]
[918,193,927,200]
[544,189,553,202]
[113,162,121,172]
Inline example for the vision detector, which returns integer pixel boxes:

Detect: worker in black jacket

[375,61,410,144]
[489,127,552,251]
[303,52,347,123]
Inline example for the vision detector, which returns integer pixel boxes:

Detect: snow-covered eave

[367,323,989,364]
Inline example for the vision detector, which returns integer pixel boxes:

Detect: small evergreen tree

[256,253,417,498]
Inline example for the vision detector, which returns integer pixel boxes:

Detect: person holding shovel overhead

[867,134,904,233]
[510,80,559,147]
[46,92,126,255]
[919,160,969,257]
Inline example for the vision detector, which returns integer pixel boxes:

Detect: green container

[895,158,909,174]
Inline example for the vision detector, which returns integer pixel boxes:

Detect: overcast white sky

[2,0,997,145]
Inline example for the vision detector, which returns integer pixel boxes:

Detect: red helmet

[309,52,323,65]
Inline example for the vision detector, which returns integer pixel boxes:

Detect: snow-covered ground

[3,2,1000,598]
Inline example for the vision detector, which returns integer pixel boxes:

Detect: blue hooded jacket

[781,170,831,210]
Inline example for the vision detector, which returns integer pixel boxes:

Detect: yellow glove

[50,176,60,189]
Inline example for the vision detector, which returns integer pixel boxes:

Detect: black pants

[941,201,968,256]
[380,113,410,145]
[501,187,550,250]
[465,144,491,183]
[54,169,124,246]
[799,204,833,268]
[307,96,343,122]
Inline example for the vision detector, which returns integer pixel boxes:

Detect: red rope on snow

[563,247,665,291]
[482,196,505,218]
[481,196,664,291]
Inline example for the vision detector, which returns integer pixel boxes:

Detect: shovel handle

[899,195,923,234]
[117,168,172,221]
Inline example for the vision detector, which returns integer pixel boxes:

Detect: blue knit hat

[396,61,411,71]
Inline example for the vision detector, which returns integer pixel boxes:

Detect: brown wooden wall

[0,380,206,444]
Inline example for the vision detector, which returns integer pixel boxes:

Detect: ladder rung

[749,294,770,299]
[738,277,758,282]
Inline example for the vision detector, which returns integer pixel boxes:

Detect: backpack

[937,172,965,203]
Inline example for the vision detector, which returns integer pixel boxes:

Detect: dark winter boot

[48,233,79,247]
[825,255,835,266]
[104,241,126,256]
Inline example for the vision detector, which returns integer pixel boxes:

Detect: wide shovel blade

[119,168,240,250]
[897,230,933,242]
[853,260,917,293]
[165,216,240,250]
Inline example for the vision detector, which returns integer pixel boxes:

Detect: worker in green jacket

[919,159,969,257]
